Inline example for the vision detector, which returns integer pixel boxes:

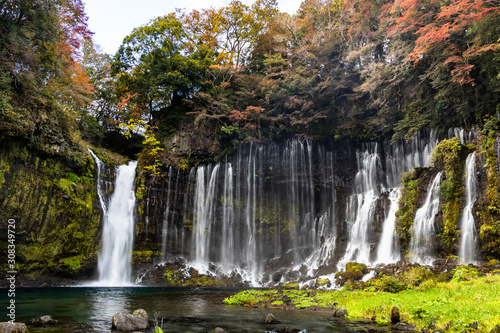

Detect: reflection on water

[0,287,390,332]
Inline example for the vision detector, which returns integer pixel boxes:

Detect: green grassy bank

[224,271,500,333]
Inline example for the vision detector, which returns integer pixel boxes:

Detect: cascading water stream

[97,161,138,286]
[375,188,401,264]
[88,151,138,286]
[88,149,108,214]
[409,172,443,265]
[337,145,380,268]
[459,152,477,264]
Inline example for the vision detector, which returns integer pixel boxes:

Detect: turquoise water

[0,287,381,332]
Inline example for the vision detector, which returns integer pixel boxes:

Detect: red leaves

[383,0,499,85]
[229,110,247,123]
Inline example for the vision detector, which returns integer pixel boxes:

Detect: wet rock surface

[112,311,149,331]
[0,322,30,333]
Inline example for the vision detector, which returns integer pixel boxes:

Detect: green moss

[225,274,500,333]
[335,262,369,287]
[477,117,500,256]
[0,140,104,278]
[59,255,83,271]
[133,250,157,264]
[451,265,478,282]
[430,138,469,254]
[283,282,300,289]
[396,172,420,251]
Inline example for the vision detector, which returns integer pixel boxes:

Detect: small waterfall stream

[375,188,401,264]
[459,152,478,264]
[409,172,443,265]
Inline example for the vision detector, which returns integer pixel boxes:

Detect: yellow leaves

[118,119,164,176]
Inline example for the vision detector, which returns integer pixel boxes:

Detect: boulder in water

[333,308,348,317]
[29,315,57,325]
[112,312,149,331]
[0,322,30,333]
[262,313,279,324]
[132,309,154,324]
[210,328,226,333]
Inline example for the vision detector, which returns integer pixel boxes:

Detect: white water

[459,152,478,264]
[193,164,220,265]
[409,172,443,265]
[87,149,108,214]
[95,161,138,286]
[375,188,401,264]
[161,166,174,260]
[337,145,380,268]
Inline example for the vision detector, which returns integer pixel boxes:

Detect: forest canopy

[1,0,500,156]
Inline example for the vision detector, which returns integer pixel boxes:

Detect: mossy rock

[316,278,331,288]
[283,282,300,289]
[335,262,369,286]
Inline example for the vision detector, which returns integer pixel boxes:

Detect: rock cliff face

[0,140,119,285]
[2,126,500,287]
[132,128,500,286]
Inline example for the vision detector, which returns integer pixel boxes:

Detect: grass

[224,273,500,332]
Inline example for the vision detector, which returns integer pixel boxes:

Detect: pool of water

[0,287,390,332]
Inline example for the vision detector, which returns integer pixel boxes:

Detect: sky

[83,0,303,55]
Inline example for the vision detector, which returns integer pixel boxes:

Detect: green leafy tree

[112,14,215,129]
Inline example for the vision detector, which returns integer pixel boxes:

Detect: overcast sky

[83,0,303,55]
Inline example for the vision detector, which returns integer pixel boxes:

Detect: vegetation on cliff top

[3,0,499,171]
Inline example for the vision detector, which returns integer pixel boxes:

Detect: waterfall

[161,166,173,259]
[88,149,108,214]
[192,164,220,265]
[409,172,443,265]
[93,159,138,286]
[338,144,380,268]
[375,188,401,264]
[373,130,439,265]
[459,152,477,264]
[139,129,482,286]
[220,162,234,266]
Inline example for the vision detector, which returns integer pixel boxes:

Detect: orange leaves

[229,106,264,126]
[229,110,247,123]
[463,43,500,58]
[384,0,499,85]
[450,63,475,85]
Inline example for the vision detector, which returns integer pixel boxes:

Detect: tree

[0,0,93,143]
[112,14,215,126]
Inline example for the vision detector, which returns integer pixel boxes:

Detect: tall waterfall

[409,172,443,265]
[338,144,380,267]
[459,152,478,264]
[89,153,138,286]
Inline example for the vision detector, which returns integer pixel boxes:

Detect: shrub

[452,266,479,282]
[404,266,434,287]
[378,276,409,293]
